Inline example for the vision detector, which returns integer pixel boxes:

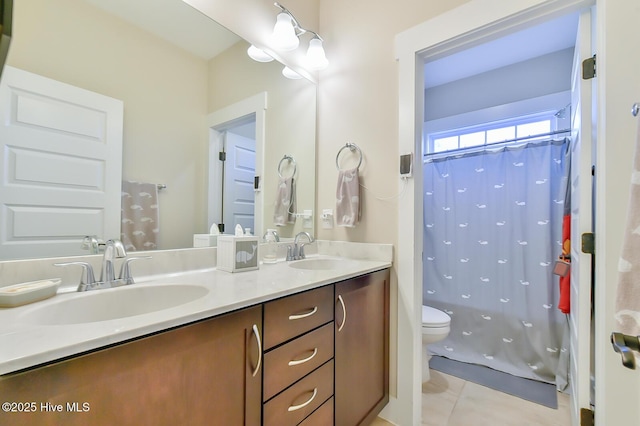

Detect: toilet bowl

[422,305,451,382]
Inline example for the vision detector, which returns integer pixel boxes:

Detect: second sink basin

[288,257,355,271]
[17,284,209,325]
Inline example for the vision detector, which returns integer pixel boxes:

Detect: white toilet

[422,305,451,382]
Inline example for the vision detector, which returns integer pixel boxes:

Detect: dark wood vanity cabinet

[261,269,389,426]
[0,305,263,426]
[0,268,390,426]
[262,285,335,426]
[335,269,390,426]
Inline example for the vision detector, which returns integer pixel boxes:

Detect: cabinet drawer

[298,397,334,426]
[263,285,334,350]
[264,323,334,401]
[263,360,334,426]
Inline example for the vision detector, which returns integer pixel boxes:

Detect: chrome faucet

[287,232,314,260]
[100,239,127,284]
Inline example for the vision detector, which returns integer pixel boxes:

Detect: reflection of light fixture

[247,45,274,62]
[259,2,328,71]
[282,66,302,80]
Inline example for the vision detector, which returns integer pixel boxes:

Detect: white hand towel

[336,167,360,227]
[121,180,159,251]
[616,119,640,336]
[273,177,296,226]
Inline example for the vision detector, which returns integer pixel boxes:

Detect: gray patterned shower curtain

[423,138,569,385]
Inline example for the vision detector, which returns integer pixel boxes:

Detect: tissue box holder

[217,235,259,272]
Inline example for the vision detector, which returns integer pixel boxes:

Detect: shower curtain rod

[425,129,571,162]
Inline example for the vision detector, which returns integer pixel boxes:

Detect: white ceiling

[83,0,241,60]
[424,12,579,88]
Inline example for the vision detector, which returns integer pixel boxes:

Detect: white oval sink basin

[288,258,354,270]
[18,284,209,325]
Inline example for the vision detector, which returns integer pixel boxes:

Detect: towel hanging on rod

[336,142,363,171]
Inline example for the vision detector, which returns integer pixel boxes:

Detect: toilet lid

[422,305,451,327]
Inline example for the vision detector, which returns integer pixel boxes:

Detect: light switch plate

[303,209,313,229]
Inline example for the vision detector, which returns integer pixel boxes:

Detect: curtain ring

[278,155,296,179]
[336,142,363,171]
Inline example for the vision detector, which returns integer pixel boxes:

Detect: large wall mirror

[1,0,316,261]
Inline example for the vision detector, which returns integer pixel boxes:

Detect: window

[427,116,556,155]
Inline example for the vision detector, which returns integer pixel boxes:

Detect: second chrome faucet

[287,232,315,261]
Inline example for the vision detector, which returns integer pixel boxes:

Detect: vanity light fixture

[271,10,299,51]
[247,45,274,62]
[269,2,329,70]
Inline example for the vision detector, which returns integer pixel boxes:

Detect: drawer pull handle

[337,295,347,332]
[289,306,318,320]
[287,388,318,412]
[251,324,262,377]
[288,348,318,366]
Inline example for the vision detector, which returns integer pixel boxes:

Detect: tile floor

[372,369,571,426]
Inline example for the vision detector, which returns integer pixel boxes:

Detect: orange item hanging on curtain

[558,214,571,314]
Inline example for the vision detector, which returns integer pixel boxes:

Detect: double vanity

[0,242,391,425]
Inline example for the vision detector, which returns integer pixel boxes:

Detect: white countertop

[0,255,390,375]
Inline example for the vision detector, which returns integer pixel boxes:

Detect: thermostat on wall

[400,153,413,178]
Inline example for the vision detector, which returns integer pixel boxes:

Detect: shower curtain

[424,139,569,385]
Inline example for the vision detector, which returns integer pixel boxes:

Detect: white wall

[425,48,574,121]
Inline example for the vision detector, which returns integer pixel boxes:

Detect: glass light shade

[271,13,299,51]
[247,45,274,62]
[282,66,302,80]
[306,38,328,70]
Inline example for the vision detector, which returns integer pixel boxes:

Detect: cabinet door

[0,306,263,426]
[335,269,390,426]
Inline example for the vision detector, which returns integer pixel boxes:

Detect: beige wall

[315,0,470,244]
[7,0,209,250]
[207,41,316,238]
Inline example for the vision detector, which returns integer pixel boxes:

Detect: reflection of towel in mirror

[616,119,640,336]
[273,177,296,226]
[336,167,360,227]
[121,180,159,251]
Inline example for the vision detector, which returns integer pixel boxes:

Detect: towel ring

[336,142,363,171]
[278,155,297,179]
[632,103,639,117]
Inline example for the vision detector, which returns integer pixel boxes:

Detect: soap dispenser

[263,229,279,264]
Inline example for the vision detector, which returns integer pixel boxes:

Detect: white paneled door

[222,131,256,233]
[0,66,123,260]
[569,8,594,426]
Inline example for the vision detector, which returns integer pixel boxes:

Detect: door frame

[392,1,594,425]
[207,92,267,237]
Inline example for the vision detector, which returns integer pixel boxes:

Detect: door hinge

[580,407,594,426]
[218,151,226,161]
[582,55,596,80]
[581,233,595,254]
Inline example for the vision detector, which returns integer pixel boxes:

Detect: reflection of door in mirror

[219,121,256,234]
[0,66,123,260]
